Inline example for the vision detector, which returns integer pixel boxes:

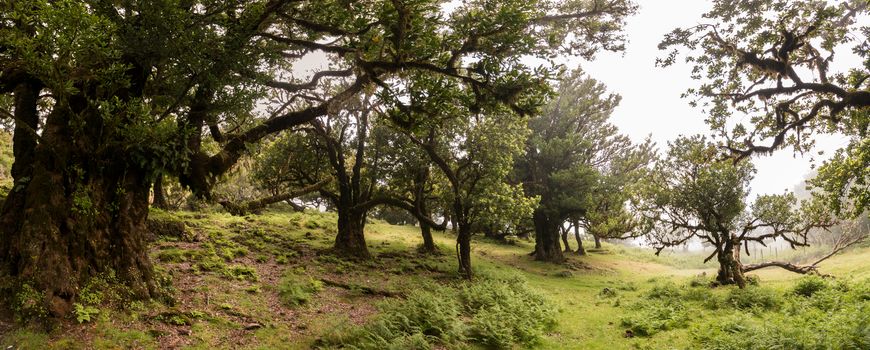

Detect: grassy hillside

[2,210,868,349]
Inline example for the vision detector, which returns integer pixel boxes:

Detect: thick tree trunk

[334,208,370,259]
[593,234,602,249]
[0,82,156,318]
[152,176,169,210]
[715,240,746,288]
[418,221,438,254]
[533,209,564,262]
[574,221,586,255]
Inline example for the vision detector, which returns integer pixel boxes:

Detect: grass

[1,208,868,349]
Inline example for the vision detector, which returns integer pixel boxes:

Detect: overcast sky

[575,0,858,199]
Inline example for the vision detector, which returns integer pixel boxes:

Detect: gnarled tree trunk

[533,209,564,262]
[593,234,602,249]
[334,207,370,259]
[715,238,746,288]
[0,82,156,318]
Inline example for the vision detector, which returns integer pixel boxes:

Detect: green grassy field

[2,209,868,349]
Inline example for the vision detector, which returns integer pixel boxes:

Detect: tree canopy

[635,136,835,287]
[658,0,869,218]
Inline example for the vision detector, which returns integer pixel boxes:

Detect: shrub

[688,275,709,288]
[645,282,682,301]
[323,273,556,349]
[692,278,870,350]
[277,273,323,307]
[792,275,828,297]
[620,299,689,336]
[380,289,464,341]
[682,286,714,303]
[724,286,780,311]
[461,277,556,348]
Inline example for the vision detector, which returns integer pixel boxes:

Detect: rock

[244,323,263,330]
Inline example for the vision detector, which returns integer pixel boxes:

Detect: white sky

[575,0,858,199]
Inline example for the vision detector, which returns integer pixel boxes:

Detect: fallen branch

[220,179,330,216]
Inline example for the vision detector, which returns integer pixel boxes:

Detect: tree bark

[561,226,571,252]
[457,222,472,278]
[574,220,586,255]
[715,239,746,288]
[152,175,169,210]
[334,207,370,259]
[418,221,438,254]
[593,234,602,249]
[533,209,564,262]
[0,82,156,317]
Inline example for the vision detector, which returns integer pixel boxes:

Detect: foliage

[277,272,323,307]
[517,69,654,241]
[73,303,100,324]
[658,0,870,218]
[620,298,689,337]
[0,132,12,195]
[635,135,834,283]
[644,283,683,300]
[724,286,781,311]
[693,279,870,350]
[323,273,555,349]
[791,275,829,297]
[460,276,557,347]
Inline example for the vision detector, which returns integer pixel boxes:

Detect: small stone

[178,329,192,336]
[244,323,263,330]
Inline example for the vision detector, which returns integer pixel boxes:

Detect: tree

[407,104,537,278]
[636,136,834,288]
[658,0,869,218]
[0,0,637,316]
[579,138,654,250]
[517,70,650,261]
[236,93,445,257]
[374,125,447,254]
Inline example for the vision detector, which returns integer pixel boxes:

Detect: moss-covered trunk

[0,82,156,318]
[334,207,370,259]
[715,238,746,288]
[533,209,564,262]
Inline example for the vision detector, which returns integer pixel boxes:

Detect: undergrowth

[318,272,555,349]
